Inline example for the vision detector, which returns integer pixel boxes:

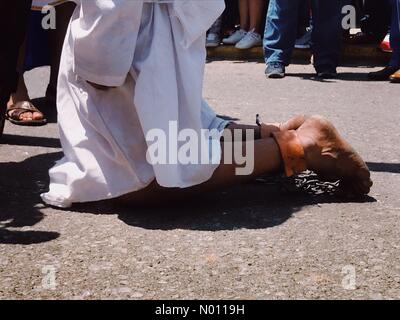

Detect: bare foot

[7,101,44,122]
[296,115,373,196]
[8,92,43,122]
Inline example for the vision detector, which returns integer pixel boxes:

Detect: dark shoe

[345,31,380,45]
[265,62,285,79]
[368,66,399,81]
[46,84,57,109]
[316,66,338,79]
[389,69,400,83]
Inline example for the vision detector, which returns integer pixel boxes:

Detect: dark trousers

[264,0,342,71]
[390,0,400,67]
[0,0,32,113]
[362,0,392,42]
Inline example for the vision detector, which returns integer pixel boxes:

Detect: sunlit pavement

[0,61,399,299]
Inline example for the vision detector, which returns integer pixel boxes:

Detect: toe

[32,111,44,121]
[21,112,33,121]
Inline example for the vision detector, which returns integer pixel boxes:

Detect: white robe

[42,0,228,208]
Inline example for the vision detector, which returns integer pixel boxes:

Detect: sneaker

[379,33,392,53]
[295,28,312,49]
[235,29,262,49]
[206,33,220,48]
[222,29,247,45]
[368,66,399,81]
[265,62,286,79]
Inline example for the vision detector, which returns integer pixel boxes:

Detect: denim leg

[208,16,222,35]
[311,0,342,71]
[389,0,400,67]
[263,0,301,66]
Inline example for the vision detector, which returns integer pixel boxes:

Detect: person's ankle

[9,92,30,106]
[297,134,320,171]
[272,130,308,177]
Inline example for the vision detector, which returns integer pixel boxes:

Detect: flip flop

[6,101,47,126]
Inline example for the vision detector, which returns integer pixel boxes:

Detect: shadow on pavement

[77,180,376,232]
[0,152,61,245]
[367,162,400,174]
[0,151,377,241]
[286,72,371,82]
[117,188,375,232]
[1,134,61,149]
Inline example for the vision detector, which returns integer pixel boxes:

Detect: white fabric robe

[42,0,228,208]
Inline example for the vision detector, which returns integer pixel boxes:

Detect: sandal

[6,101,47,126]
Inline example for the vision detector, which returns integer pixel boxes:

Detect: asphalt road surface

[0,61,399,299]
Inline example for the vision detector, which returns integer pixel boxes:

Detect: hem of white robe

[40,178,155,209]
[41,118,230,209]
[73,65,127,88]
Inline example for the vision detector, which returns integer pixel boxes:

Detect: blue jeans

[264,0,342,71]
[389,0,400,67]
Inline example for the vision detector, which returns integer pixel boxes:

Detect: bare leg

[118,136,283,204]
[117,115,372,205]
[226,114,307,141]
[249,0,266,33]
[7,40,43,121]
[8,72,29,107]
[239,0,250,30]
[118,115,309,204]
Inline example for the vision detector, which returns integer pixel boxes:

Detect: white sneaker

[222,29,247,45]
[235,29,262,49]
[206,33,220,48]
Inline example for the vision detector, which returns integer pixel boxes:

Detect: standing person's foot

[235,29,262,50]
[368,66,399,81]
[295,27,312,49]
[6,101,47,126]
[222,29,247,45]
[206,33,221,48]
[265,62,286,79]
[316,65,338,79]
[345,31,379,45]
[272,115,373,197]
[7,82,47,126]
[389,69,400,83]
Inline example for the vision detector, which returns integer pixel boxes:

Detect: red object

[379,34,392,53]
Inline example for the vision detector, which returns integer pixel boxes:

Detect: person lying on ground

[41,0,373,209]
